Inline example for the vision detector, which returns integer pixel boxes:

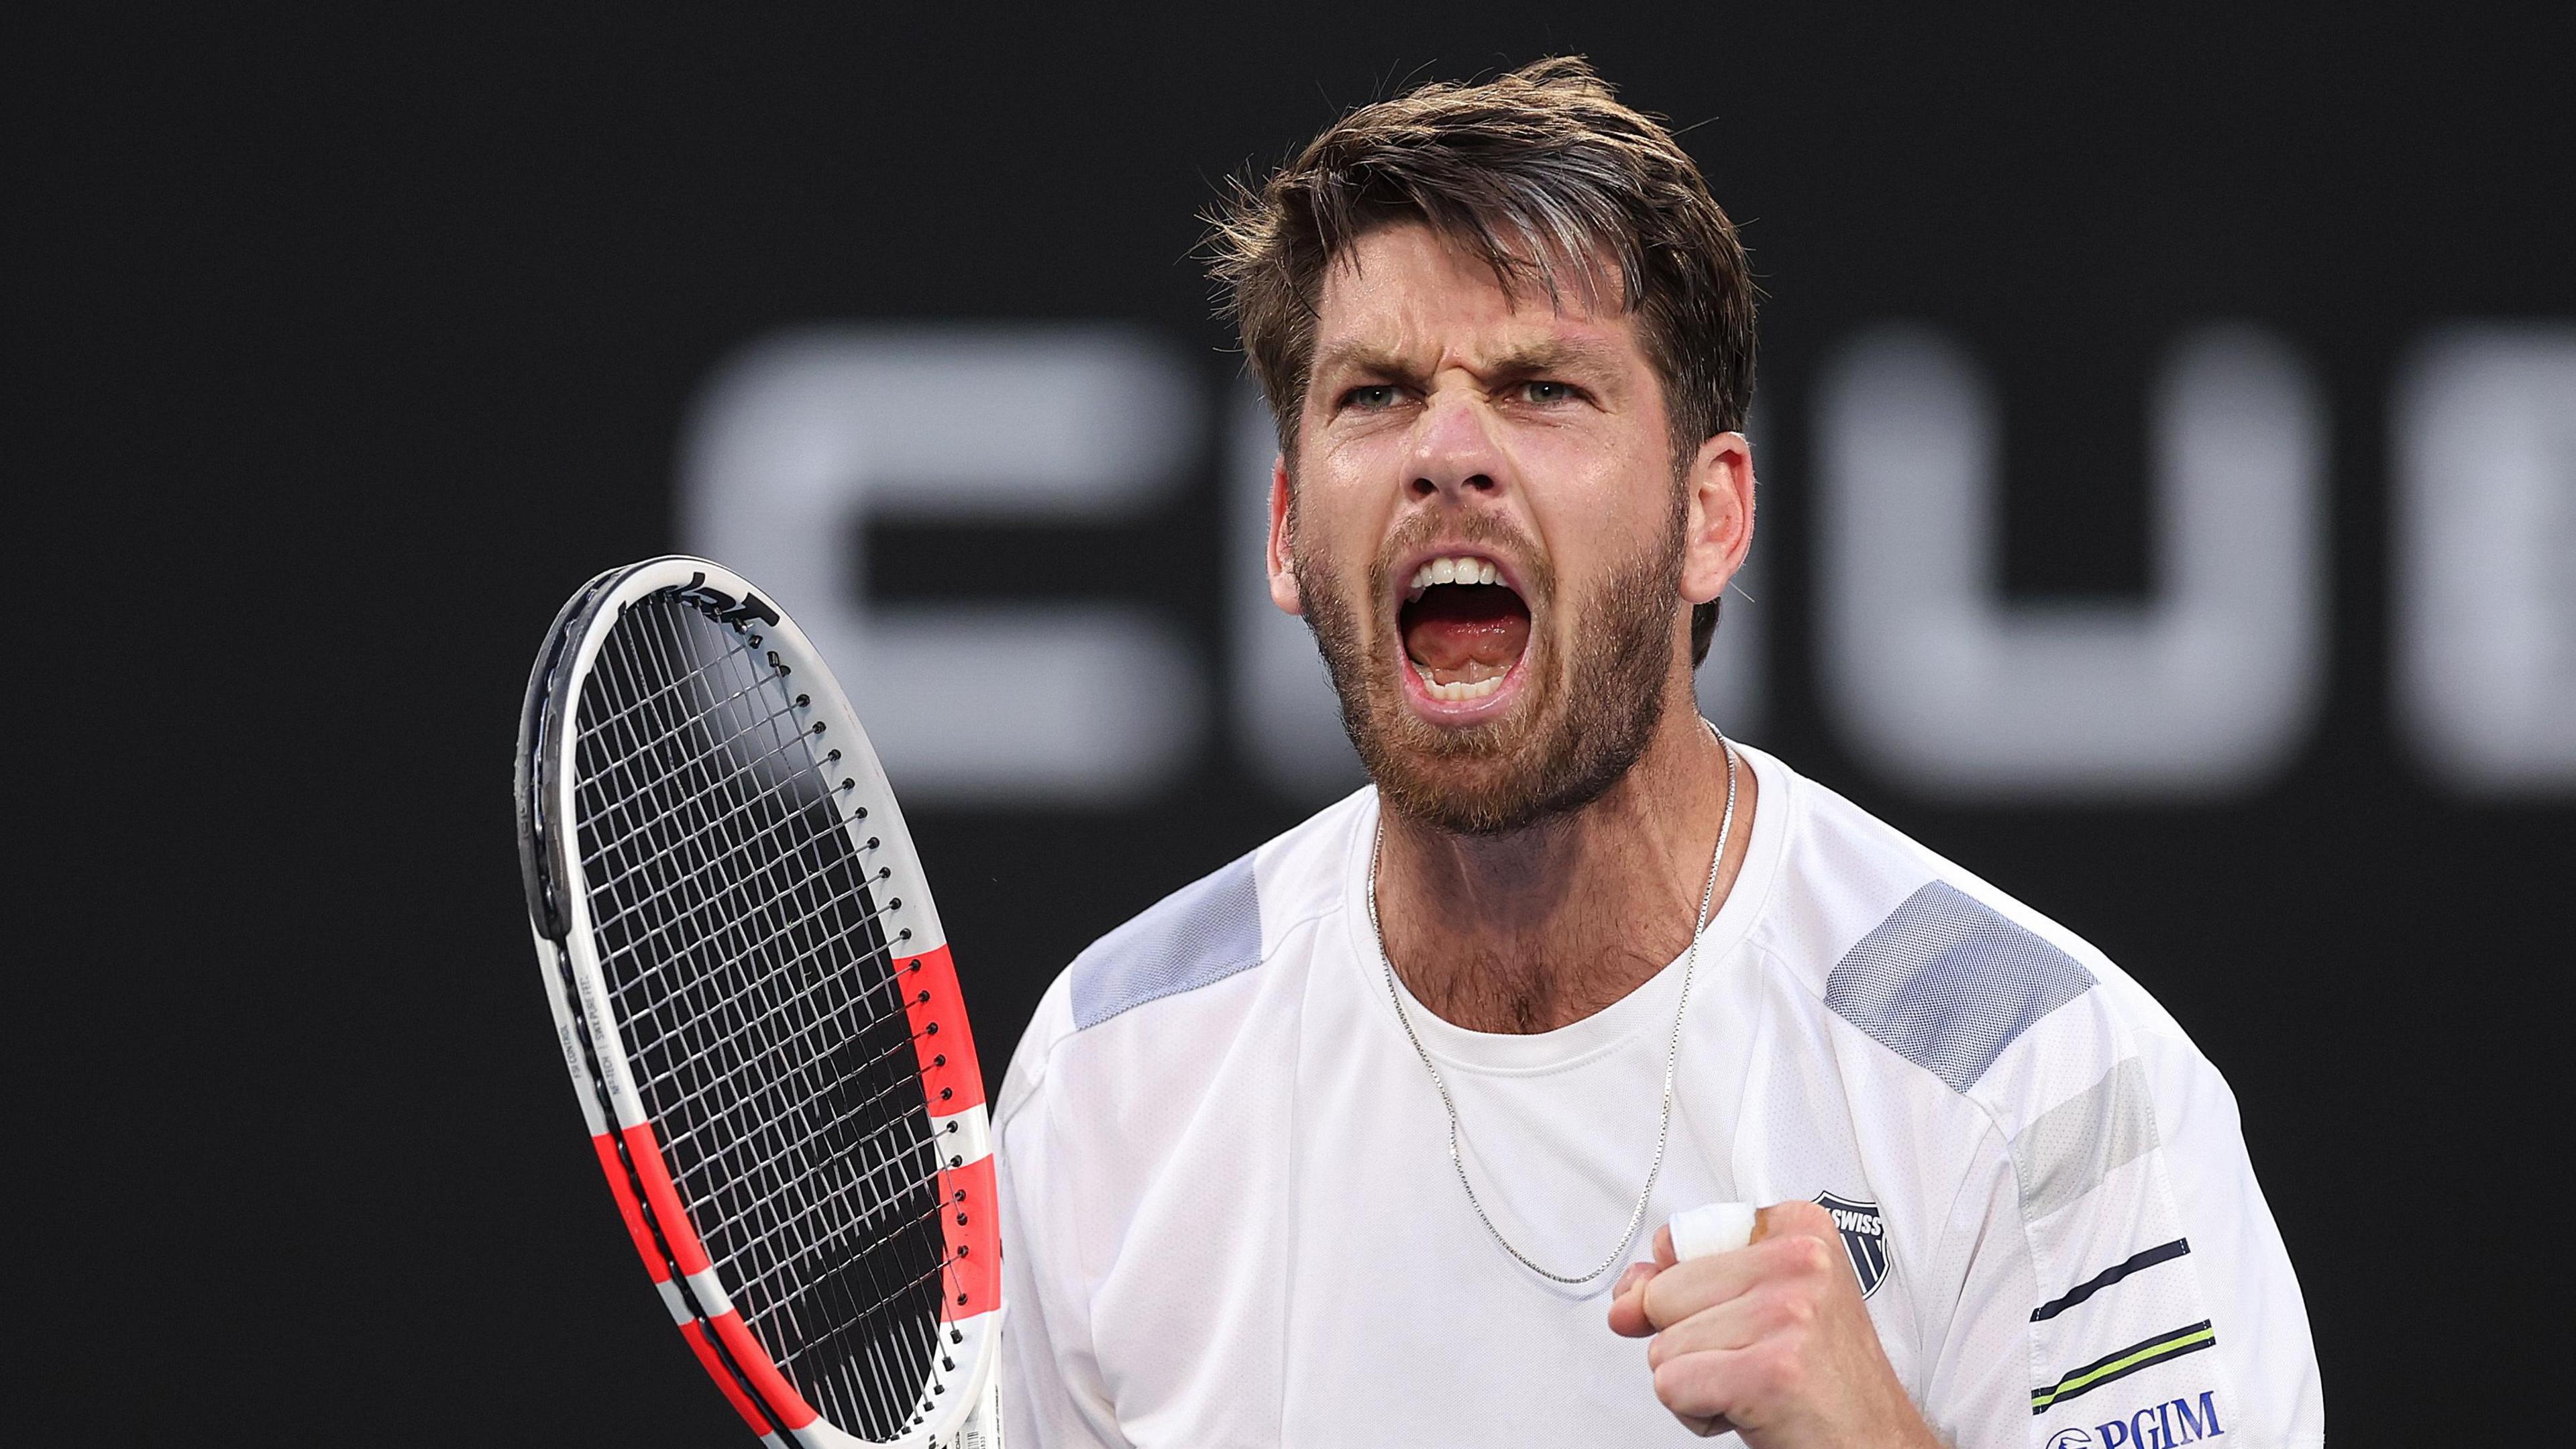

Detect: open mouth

[1399,554,1532,705]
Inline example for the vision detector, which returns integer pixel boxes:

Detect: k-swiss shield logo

[1813,1191,1890,1299]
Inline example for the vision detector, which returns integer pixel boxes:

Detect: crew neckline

[1339,740,1792,1075]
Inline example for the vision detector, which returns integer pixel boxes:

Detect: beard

[1293,506,1685,837]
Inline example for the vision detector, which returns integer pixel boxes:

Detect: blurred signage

[681,323,2575,805]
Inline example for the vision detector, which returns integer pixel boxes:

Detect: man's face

[1272,221,1707,835]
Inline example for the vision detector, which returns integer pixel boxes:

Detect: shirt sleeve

[995,1004,1131,1449]
[1922,1027,2323,1449]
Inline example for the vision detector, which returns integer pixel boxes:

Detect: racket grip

[1668,1201,1759,1262]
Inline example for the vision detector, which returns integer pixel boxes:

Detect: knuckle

[1774,1285,1817,1328]
[1777,1199,1832,1234]
[1786,1234,1834,1276]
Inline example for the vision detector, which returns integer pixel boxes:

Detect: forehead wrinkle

[1322,221,1623,323]
[1313,322,1633,384]
[1307,227,1646,397]
[1475,333,1626,378]
[1311,334,1426,382]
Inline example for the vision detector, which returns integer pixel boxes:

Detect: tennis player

[996,59,2321,1447]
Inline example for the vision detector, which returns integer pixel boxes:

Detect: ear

[1679,431,1754,607]
[1266,455,1304,616]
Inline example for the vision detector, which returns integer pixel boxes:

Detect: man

[996,58,2321,1447]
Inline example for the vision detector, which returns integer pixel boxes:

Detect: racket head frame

[518,555,1002,1449]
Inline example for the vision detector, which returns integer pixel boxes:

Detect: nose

[1406,388,1507,503]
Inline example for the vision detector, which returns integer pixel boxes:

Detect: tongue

[1403,588,1531,673]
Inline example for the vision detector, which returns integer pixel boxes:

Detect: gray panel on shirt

[1072,853,1264,1028]
[1825,880,2096,1093]
[2015,1057,2161,1219]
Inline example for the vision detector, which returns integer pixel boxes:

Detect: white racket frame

[520,555,1002,1449]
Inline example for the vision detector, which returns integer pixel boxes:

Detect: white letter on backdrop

[1816,325,2325,798]
[2395,326,2576,794]
[680,328,1205,804]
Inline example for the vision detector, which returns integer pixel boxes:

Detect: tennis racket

[515,555,1002,1448]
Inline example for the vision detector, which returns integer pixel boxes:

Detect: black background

[21,7,2573,1444]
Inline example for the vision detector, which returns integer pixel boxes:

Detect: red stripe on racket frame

[900,945,986,1113]
[590,1132,668,1281]
[938,1155,1000,1320]
[620,1122,712,1278]
[710,1307,822,1432]
[681,1317,778,1436]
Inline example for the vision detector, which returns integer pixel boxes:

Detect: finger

[1606,1261,1662,1338]
[1652,1346,1758,1436]
[1644,1281,1779,1368]
[1743,1218,1860,1300]
[1652,1223,1678,1269]
[1639,1248,1769,1332]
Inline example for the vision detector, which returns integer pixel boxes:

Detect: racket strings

[592,602,947,1436]
[573,625,780,767]
[767,1235,959,1366]
[578,698,818,871]
[600,861,898,1015]
[730,1169,959,1309]
[576,664,827,849]
[575,684,804,845]
[656,1014,938,1169]
[580,701,908,994]
[693,1120,943,1269]
[658,1034,939,1216]
[574,594,949,1438]
[586,604,943,1437]
[641,971,930,1148]
[574,692,886,942]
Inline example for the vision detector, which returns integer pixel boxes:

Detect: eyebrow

[1311,334,1627,385]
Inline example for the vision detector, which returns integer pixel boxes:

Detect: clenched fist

[1606,1200,1942,1446]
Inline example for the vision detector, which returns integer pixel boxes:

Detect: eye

[1519,379,1581,405]
[1341,384,1402,411]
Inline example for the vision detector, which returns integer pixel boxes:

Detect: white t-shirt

[995,744,2322,1448]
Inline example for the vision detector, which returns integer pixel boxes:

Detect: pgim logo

[2045,1389,2224,1448]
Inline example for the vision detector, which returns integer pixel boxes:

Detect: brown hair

[1205,56,1757,663]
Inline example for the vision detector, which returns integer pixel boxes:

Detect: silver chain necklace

[1366,722,1739,1285]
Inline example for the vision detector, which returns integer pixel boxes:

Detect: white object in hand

[1668,1201,1759,1261]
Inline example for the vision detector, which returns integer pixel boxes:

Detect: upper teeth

[1408,555,1501,598]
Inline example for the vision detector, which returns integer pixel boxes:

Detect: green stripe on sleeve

[2031,1322,2218,1413]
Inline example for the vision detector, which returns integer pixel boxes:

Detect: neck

[1372,684,1758,1034]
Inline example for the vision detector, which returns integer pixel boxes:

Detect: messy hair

[1204,56,1757,663]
